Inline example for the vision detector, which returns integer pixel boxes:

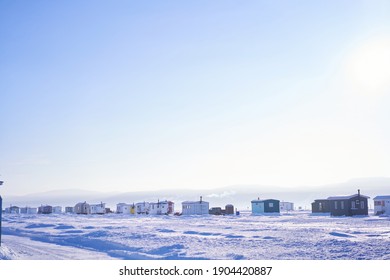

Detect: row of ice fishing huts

[3,198,281,216]
[3,198,232,216]
[3,202,109,215]
[3,190,390,217]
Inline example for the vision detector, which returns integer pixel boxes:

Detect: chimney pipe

[200,196,202,203]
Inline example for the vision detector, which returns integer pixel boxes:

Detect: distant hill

[2,177,389,211]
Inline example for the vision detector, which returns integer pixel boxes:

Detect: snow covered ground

[1,211,389,260]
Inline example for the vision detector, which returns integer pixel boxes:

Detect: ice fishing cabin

[209,207,223,215]
[326,190,369,216]
[225,204,234,215]
[311,199,331,213]
[251,198,280,214]
[209,204,235,215]
[38,205,53,214]
[280,202,294,212]
[149,200,174,215]
[116,203,136,214]
[373,195,390,215]
[136,202,150,214]
[90,202,106,214]
[52,206,62,214]
[74,202,91,214]
[20,207,37,214]
[5,206,20,214]
[65,207,74,213]
[181,196,209,215]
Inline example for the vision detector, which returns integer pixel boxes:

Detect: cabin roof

[327,194,370,200]
[181,200,209,204]
[373,195,390,200]
[251,199,279,203]
[150,200,170,205]
[90,203,105,206]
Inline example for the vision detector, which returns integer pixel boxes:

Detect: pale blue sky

[1,1,390,195]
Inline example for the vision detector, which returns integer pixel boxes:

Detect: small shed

[65,207,74,213]
[6,206,20,214]
[74,202,90,214]
[280,202,294,212]
[149,200,174,215]
[136,202,150,214]
[251,199,280,214]
[181,197,209,215]
[327,190,369,216]
[373,195,390,215]
[225,204,234,215]
[311,199,330,213]
[52,206,62,214]
[20,207,37,214]
[38,205,53,214]
[209,204,235,215]
[90,202,106,214]
[116,203,135,214]
[209,207,223,215]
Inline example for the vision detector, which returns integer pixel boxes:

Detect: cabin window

[351,201,356,209]
[334,201,337,209]
[341,201,344,209]
[374,201,381,206]
[269,203,273,207]
[361,201,365,209]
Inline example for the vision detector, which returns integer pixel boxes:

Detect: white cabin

[149,200,174,215]
[135,202,150,214]
[182,197,209,215]
[373,195,390,215]
[90,202,106,214]
[116,203,136,214]
[280,202,294,212]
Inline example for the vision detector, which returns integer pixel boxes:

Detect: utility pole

[0,179,3,246]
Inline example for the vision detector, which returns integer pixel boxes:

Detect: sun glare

[345,38,390,96]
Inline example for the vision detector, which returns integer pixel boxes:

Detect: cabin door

[258,203,264,213]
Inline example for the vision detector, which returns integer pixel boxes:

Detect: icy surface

[1,211,389,260]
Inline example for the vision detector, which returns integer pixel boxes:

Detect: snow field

[1,211,389,260]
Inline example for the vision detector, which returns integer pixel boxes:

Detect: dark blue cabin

[327,190,369,216]
[311,199,330,213]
